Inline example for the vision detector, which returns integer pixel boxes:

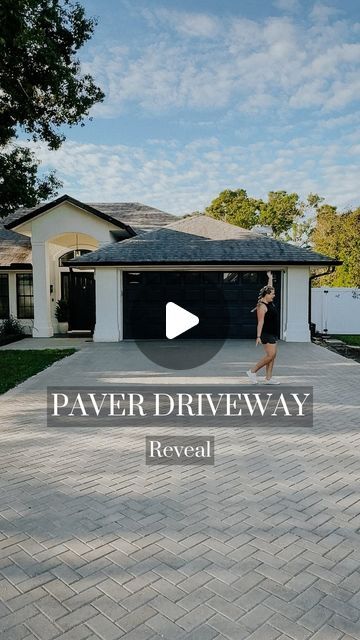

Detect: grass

[333,335,360,346]
[0,349,77,395]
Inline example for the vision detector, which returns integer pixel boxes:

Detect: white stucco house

[0,194,341,342]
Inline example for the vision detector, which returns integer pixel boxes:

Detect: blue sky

[31,0,360,215]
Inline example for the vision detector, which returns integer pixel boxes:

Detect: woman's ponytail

[250,285,274,312]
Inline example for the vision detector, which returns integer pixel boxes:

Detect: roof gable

[4,194,136,235]
[3,195,177,233]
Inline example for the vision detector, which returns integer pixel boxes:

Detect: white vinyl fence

[311,287,360,334]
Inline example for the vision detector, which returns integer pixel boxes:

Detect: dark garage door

[123,271,281,339]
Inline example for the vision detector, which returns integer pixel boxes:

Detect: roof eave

[64,259,343,267]
[0,263,33,270]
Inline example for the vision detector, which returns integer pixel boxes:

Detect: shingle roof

[3,194,177,233]
[68,215,341,266]
[0,225,32,268]
[83,203,178,232]
[0,194,178,267]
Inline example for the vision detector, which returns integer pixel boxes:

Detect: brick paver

[0,340,360,639]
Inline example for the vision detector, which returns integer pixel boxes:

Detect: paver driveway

[0,340,360,640]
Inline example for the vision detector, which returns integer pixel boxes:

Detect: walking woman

[246,271,280,385]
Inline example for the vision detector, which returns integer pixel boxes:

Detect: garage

[123,270,282,339]
[69,213,340,343]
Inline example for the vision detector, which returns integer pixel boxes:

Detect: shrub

[55,299,69,322]
[0,315,25,337]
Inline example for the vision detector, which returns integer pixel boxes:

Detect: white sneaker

[263,378,280,385]
[246,369,257,383]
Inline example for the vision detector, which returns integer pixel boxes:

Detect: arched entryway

[53,235,97,334]
[5,196,127,337]
[58,250,95,332]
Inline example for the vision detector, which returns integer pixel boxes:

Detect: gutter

[63,259,342,267]
[308,266,336,335]
[0,263,32,270]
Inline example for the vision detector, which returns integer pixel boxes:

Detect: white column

[284,267,311,342]
[279,269,287,340]
[93,268,122,342]
[8,272,17,317]
[32,241,53,337]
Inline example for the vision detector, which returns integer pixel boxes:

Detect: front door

[62,272,95,331]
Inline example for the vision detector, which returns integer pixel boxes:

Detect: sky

[29,0,360,215]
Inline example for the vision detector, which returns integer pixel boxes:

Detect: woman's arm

[267,270,273,287]
[256,304,266,345]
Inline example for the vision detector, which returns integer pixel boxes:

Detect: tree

[310,204,339,258]
[259,191,302,236]
[280,193,324,247]
[341,208,360,287]
[205,189,262,229]
[311,205,360,287]
[0,148,61,216]
[0,0,105,216]
[281,219,315,249]
[205,188,315,237]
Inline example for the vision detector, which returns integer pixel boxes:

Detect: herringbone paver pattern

[0,340,360,639]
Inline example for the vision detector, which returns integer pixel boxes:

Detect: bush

[0,315,25,337]
[55,299,69,322]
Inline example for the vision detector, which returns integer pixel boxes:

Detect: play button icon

[166,302,199,339]
[129,273,229,370]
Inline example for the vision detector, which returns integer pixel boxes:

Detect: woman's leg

[265,344,277,379]
[252,343,275,373]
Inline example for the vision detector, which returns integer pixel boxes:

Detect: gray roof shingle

[84,202,178,231]
[2,195,177,233]
[68,215,341,266]
[0,226,32,268]
[0,195,177,267]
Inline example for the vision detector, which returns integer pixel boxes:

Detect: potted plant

[55,299,69,334]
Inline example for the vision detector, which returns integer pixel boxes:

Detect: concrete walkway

[0,340,360,640]
[0,337,91,350]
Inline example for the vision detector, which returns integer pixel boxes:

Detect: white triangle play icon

[166,302,199,339]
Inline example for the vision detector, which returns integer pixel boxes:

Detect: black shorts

[261,333,277,344]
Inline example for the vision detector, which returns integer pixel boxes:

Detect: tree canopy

[259,190,301,236]
[204,189,261,229]
[0,0,105,216]
[311,205,360,287]
[205,188,360,286]
[205,188,319,238]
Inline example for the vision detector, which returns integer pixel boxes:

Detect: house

[0,194,341,342]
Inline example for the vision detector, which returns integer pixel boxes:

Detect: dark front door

[63,272,95,331]
[123,271,281,339]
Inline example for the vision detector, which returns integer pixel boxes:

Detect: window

[0,274,9,319]
[126,272,143,284]
[242,272,259,283]
[58,249,91,267]
[16,274,34,319]
[61,272,70,301]
[223,272,239,284]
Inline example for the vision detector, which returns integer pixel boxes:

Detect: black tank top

[261,302,278,335]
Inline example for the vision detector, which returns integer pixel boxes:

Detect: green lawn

[0,349,77,394]
[333,335,360,346]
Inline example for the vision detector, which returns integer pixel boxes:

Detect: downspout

[308,266,335,336]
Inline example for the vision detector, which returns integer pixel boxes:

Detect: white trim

[280,269,287,340]
[74,264,304,271]
[285,266,311,342]
[118,269,123,340]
